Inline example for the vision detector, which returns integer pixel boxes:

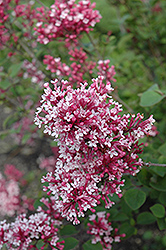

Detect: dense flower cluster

[87,211,125,250]
[34,0,101,45]
[0,212,64,250]
[35,76,155,224]
[0,165,33,217]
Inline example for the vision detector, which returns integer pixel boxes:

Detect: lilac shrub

[0,0,161,249]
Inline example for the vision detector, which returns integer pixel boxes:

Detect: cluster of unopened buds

[35,75,155,225]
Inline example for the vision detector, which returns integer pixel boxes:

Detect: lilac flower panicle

[34,76,155,224]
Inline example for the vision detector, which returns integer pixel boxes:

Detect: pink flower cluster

[0,172,20,217]
[22,59,46,87]
[43,50,116,87]
[43,47,96,86]
[35,76,155,224]
[0,212,64,250]
[147,125,159,137]
[87,211,125,250]
[0,165,33,217]
[97,60,116,83]
[38,155,57,172]
[34,0,101,45]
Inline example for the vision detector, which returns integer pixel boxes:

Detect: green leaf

[137,168,152,186]
[107,208,118,219]
[0,80,11,90]
[140,90,165,107]
[157,218,166,230]
[150,175,166,192]
[148,84,159,91]
[36,239,45,249]
[83,240,103,250]
[159,192,166,206]
[112,212,128,221]
[150,204,165,218]
[150,165,166,177]
[120,198,133,216]
[8,62,23,77]
[63,237,78,250]
[60,225,77,236]
[158,143,166,156]
[159,156,166,164]
[137,212,156,225]
[119,222,136,238]
[33,199,43,210]
[124,189,146,210]
[22,133,31,144]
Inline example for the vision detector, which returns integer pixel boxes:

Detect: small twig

[143,162,166,167]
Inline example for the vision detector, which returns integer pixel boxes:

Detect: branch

[143,162,166,167]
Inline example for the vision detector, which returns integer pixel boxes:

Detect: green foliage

[60,225,77,236]
[140,84,166,107]
[119,222,137,239]
[124,189,146,210]
[8,62,23,78]
[150,204,165,218]
[137,212,156,225]
[63,237,79,250]
[158,143,166,156]
[157,217,166,230]
[150,175,166,192]
[36,240,45,249]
